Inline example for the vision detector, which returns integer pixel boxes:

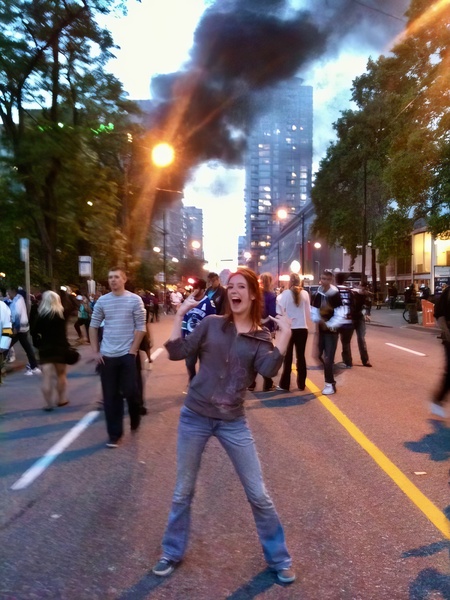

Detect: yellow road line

[306,377,450,539]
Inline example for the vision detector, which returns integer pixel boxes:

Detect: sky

[103,0,409,271]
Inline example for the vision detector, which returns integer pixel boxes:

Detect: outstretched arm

[168,293,200,341]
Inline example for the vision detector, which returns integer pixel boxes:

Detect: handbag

[64,346,80,365]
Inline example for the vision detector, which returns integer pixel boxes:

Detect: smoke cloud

[130,0,410,254]
[148,0,409,187]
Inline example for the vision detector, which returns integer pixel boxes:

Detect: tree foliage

[0,0,147,288]
[311,0,450,264]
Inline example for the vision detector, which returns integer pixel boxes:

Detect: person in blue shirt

[181,278,216,381]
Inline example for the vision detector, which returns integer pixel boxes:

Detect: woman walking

[32,291,71,411]
[152,267,296,584]
[276,273,311,392]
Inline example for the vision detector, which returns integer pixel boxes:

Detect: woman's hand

[177,293,200,317]
[269,312,292,334]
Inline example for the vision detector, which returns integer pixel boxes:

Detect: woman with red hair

[153,268,296,584]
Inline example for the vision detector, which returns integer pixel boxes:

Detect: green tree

[0,0,140,288]
[312,0,450,269]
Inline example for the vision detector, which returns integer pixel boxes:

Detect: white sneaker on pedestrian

[24,369,33,376]
[322,383,335,395]
[31,367,42,375]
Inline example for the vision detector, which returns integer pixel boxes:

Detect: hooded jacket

[311,285,346,331]
[165,314,284,420]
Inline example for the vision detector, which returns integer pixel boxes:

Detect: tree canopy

[0,0,152,289]
[311,0,450,265]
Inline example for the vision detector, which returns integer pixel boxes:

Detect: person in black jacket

[206,272,227,315]
[32,291,71,411]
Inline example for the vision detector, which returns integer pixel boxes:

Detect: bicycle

[403,308,410,323]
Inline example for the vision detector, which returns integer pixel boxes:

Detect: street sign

[20,238,29,262]
[78,256,92,277]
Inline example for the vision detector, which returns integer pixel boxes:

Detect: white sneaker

[24,369,33,376]
[31,367,42,375]
[322,383,335,395]
[430,402,447,418]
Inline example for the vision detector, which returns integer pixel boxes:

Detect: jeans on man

[338,326,354,367]
[100,353,141,441]
[161,406,292,570]
[318,330,338,384]
[353,317,369,365]
[11,332,38,369]
[435,341,450,403]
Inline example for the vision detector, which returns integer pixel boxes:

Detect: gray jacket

[165,315,284,420]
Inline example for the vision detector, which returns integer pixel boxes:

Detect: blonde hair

[38,290,64,318]
[290,273,302,306]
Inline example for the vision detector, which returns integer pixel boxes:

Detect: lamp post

[151,142,176,303]
[275,208,288,287]
[314,243,321,283]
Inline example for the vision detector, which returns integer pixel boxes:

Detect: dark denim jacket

[165,315,284,420]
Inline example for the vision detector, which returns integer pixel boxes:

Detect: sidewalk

[367,304,439,333]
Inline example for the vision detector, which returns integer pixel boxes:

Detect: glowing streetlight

[153,246,161,253]
[151,142,175,167]
[277,208,288,221]
[314,242,322,249]
[290,260,301,274]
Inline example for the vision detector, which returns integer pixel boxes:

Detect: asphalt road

[1,308,449,600]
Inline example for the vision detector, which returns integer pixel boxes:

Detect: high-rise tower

[243,79,313,272]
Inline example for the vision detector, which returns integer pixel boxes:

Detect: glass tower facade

[244,79,313,272]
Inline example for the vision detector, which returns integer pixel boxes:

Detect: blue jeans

[353,317,369,365]
[161,406,292,570]
[318,330,338,384]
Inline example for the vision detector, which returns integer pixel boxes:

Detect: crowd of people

[3,265,450,584]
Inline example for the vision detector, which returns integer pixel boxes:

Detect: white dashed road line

[385,343,426,357]
[11,346,166,491]
[11,410,100,490]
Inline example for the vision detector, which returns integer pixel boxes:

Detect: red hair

[225,267,262,330]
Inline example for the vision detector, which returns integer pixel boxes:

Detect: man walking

[310,270,345,395]
[7,286,41,376]
[90,267,146,447]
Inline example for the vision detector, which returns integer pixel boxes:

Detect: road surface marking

[385,343,426,356]
[11,348,167,490]
[306,378,450,539]
[11,411,100,491]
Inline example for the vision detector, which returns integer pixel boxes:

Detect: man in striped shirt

[90,267,146,448]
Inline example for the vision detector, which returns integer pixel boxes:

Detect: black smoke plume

[130,0,409,253]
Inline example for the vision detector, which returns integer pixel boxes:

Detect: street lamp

[151,142,175,168]
[151,142,176,301]
[275,208,289,287]
[315,260,321,282]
